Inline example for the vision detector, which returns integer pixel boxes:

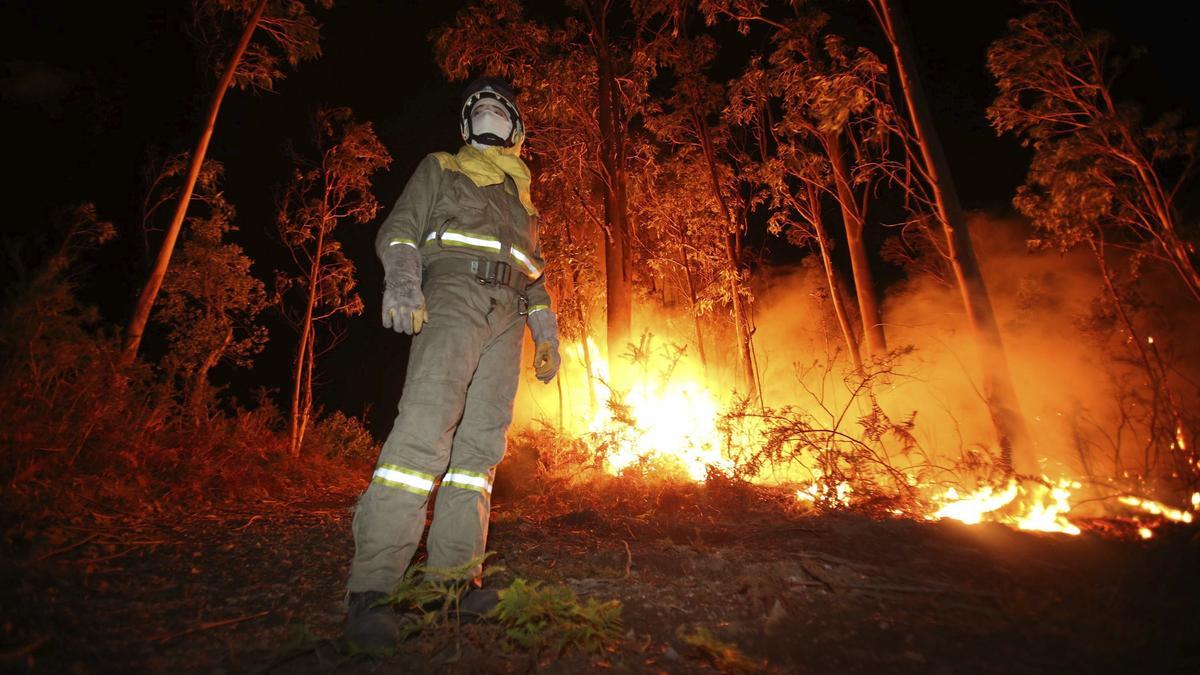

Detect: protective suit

[345,78,559,651]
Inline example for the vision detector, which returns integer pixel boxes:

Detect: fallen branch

[73,540,167,565]
[153,610,271,644]
[32,534,98,562]
[234,515,264,531]
[796,558,835,592]
[0,635,51,660]
[738,525,824,541]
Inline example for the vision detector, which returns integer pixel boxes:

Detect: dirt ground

[3,481,1198,674]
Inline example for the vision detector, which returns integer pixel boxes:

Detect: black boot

[456,586,500,623]
[345,591,400,654]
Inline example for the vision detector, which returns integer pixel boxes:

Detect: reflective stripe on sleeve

[372,464,437,495]
[442,468,493,494]
[527,305,550,314]
[508,246,542,278]
[388,238,418,249]
[426,230,502,251]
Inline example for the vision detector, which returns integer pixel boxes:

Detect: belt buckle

[472,259,497,285]
[518,294,529,316]
[495,261,513,287]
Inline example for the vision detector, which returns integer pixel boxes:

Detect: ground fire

[518,327,1200,542]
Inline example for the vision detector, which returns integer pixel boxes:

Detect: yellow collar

[443,144,537,216]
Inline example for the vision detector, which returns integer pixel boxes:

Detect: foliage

[719,347,939,513]
[191,0,334,92]
[988,0,1200,301]
[677,624,765,673]
[384,555,505,640]
[153,157,269,413]
[302,409,376,463]
[0,209,368,518]
[491,578,623,656]
[276,106,391,455]
[988,0,1199,486]
[0,205,136,484]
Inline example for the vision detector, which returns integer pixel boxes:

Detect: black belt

[425,257,530,292]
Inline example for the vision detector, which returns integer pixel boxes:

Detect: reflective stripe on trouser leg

[347,276,490,593]
[426,311,523,578]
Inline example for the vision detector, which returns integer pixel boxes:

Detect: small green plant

[385,554,502,638]
[677,625,765,673]
[491,578,622,656]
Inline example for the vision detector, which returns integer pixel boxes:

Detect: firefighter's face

[471,99,510,125]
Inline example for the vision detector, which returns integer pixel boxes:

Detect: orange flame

[1117,496,1195,524]
[570,338,733,481]
[929,479,1082,535]
[530,337,1196,539]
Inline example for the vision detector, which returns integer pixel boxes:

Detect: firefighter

[345,77,560,651]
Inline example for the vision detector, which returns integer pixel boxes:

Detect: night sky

[2,0,1196,436]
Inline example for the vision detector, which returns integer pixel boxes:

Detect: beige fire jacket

[374,152,552,314]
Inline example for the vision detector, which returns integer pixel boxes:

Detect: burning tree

[276,108,390,457]
[121,0,332,367]
[868,0,1035,476]
[766,13,895,361]
[646,25,763,396]
[715,4,903,369]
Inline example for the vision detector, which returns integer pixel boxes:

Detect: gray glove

[526,309,561,383]
[381,244,427,335]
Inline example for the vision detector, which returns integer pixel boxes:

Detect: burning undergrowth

[510,215,1200,540]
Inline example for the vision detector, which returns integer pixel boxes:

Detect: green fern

[384,554,503,637]
[491,578,623,656]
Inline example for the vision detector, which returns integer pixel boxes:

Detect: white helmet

[460,77,524,149]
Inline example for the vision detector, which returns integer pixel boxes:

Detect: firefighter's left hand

[534,340,561,383]
[527,309,560,383]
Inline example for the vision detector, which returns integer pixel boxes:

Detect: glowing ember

[1138,527,1153,539]
[929,479,1082,535]
[1192,492,1199,510]
[1118,496,1194,524]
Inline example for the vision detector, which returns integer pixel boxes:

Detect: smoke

[511,212,1199,504]
[750,212,1200,500]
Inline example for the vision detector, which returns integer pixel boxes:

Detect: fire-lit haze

[514,215,1200,536]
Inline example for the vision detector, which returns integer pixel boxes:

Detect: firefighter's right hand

[380,244,427,335]
[382,282,427,335]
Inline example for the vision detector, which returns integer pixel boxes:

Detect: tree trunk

[875,0,1033,474]
[589,4,632,364]
[826,131,887,359]
[679,221,709,374]
[562,214,598,415]
[298,326,315,455]
[290,226,325,458]
[724,232,757,397]
[120,0,268,368]
[805,183,862,370]
[695,113,757,396]
[190,323,233,419]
